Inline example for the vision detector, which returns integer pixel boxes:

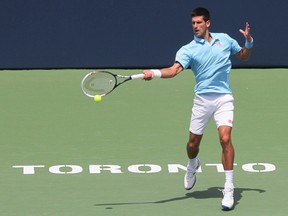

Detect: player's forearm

[159,63,183,78]
[159,68,178,78]
[142,63,183,80]
[238,47,252,61]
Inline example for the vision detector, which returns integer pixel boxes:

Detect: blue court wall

[0,0,287,69]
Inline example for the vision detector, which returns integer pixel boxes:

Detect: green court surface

[0,68,287,216]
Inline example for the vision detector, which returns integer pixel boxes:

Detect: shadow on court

[94,187,265,209]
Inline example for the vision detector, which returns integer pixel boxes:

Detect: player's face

[192,16,210,39]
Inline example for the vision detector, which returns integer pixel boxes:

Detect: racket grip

[131,74,144,80]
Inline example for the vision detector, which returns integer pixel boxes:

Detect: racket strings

[82,73,116,96]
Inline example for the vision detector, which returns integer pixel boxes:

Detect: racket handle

[131,74,144,80]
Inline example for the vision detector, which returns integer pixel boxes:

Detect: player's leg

[214,94,235,210]
[185,94,213,190]
[186,132,202,159]
[184,132,202,190]
[218,126,234,182]
[218,125,235,210]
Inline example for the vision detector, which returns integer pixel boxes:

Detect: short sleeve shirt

[175,33,242,94]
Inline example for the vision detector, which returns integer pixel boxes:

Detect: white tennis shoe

[184,158,200,190]
[220,187,234,210]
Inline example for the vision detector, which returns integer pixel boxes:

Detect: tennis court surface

[0,68,287,216]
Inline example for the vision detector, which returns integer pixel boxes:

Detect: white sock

[187,158,198,170]
[224,170,234,189]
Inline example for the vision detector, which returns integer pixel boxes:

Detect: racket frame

[81,70,143,97]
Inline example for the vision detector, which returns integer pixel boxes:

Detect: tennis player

[142,7,253,210]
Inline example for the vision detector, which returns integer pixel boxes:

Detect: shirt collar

[194,35,205,43]
[194,32,220,44]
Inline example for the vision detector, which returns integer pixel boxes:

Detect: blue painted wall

[0,0,287,69]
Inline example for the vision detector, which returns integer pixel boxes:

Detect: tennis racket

[81,70,144,97]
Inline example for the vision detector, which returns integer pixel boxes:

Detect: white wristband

[245,37,254,49]
[151,69,162,78]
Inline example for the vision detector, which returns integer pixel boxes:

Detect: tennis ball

[94,95,102,102]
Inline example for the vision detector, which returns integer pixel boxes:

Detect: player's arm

[236,22,253,61]
[142,62,183,80]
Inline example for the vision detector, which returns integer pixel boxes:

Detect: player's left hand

[239,22,252,42]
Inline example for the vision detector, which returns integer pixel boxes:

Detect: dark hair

[191,7,210,21]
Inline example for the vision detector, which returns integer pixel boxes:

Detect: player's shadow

[94,187,265,209]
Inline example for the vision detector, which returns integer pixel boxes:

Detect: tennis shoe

[220,187,234,210]
[184,158,200,190]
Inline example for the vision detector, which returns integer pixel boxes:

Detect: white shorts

[189,93,234,135]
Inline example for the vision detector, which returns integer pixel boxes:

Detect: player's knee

[219,134,231,147]
[187,135,201,149]
[187,141,198,150]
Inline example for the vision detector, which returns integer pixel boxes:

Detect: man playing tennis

[142,7,253,210]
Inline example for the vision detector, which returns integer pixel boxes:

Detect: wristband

[151,69,162,78]
[245,37,254,49]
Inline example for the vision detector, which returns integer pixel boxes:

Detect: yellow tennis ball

[94,95,102,102]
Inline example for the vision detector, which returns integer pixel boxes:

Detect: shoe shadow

[94,187,265,208]
[185,187,266,208]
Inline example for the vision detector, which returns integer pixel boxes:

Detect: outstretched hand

[239,22,252,42]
